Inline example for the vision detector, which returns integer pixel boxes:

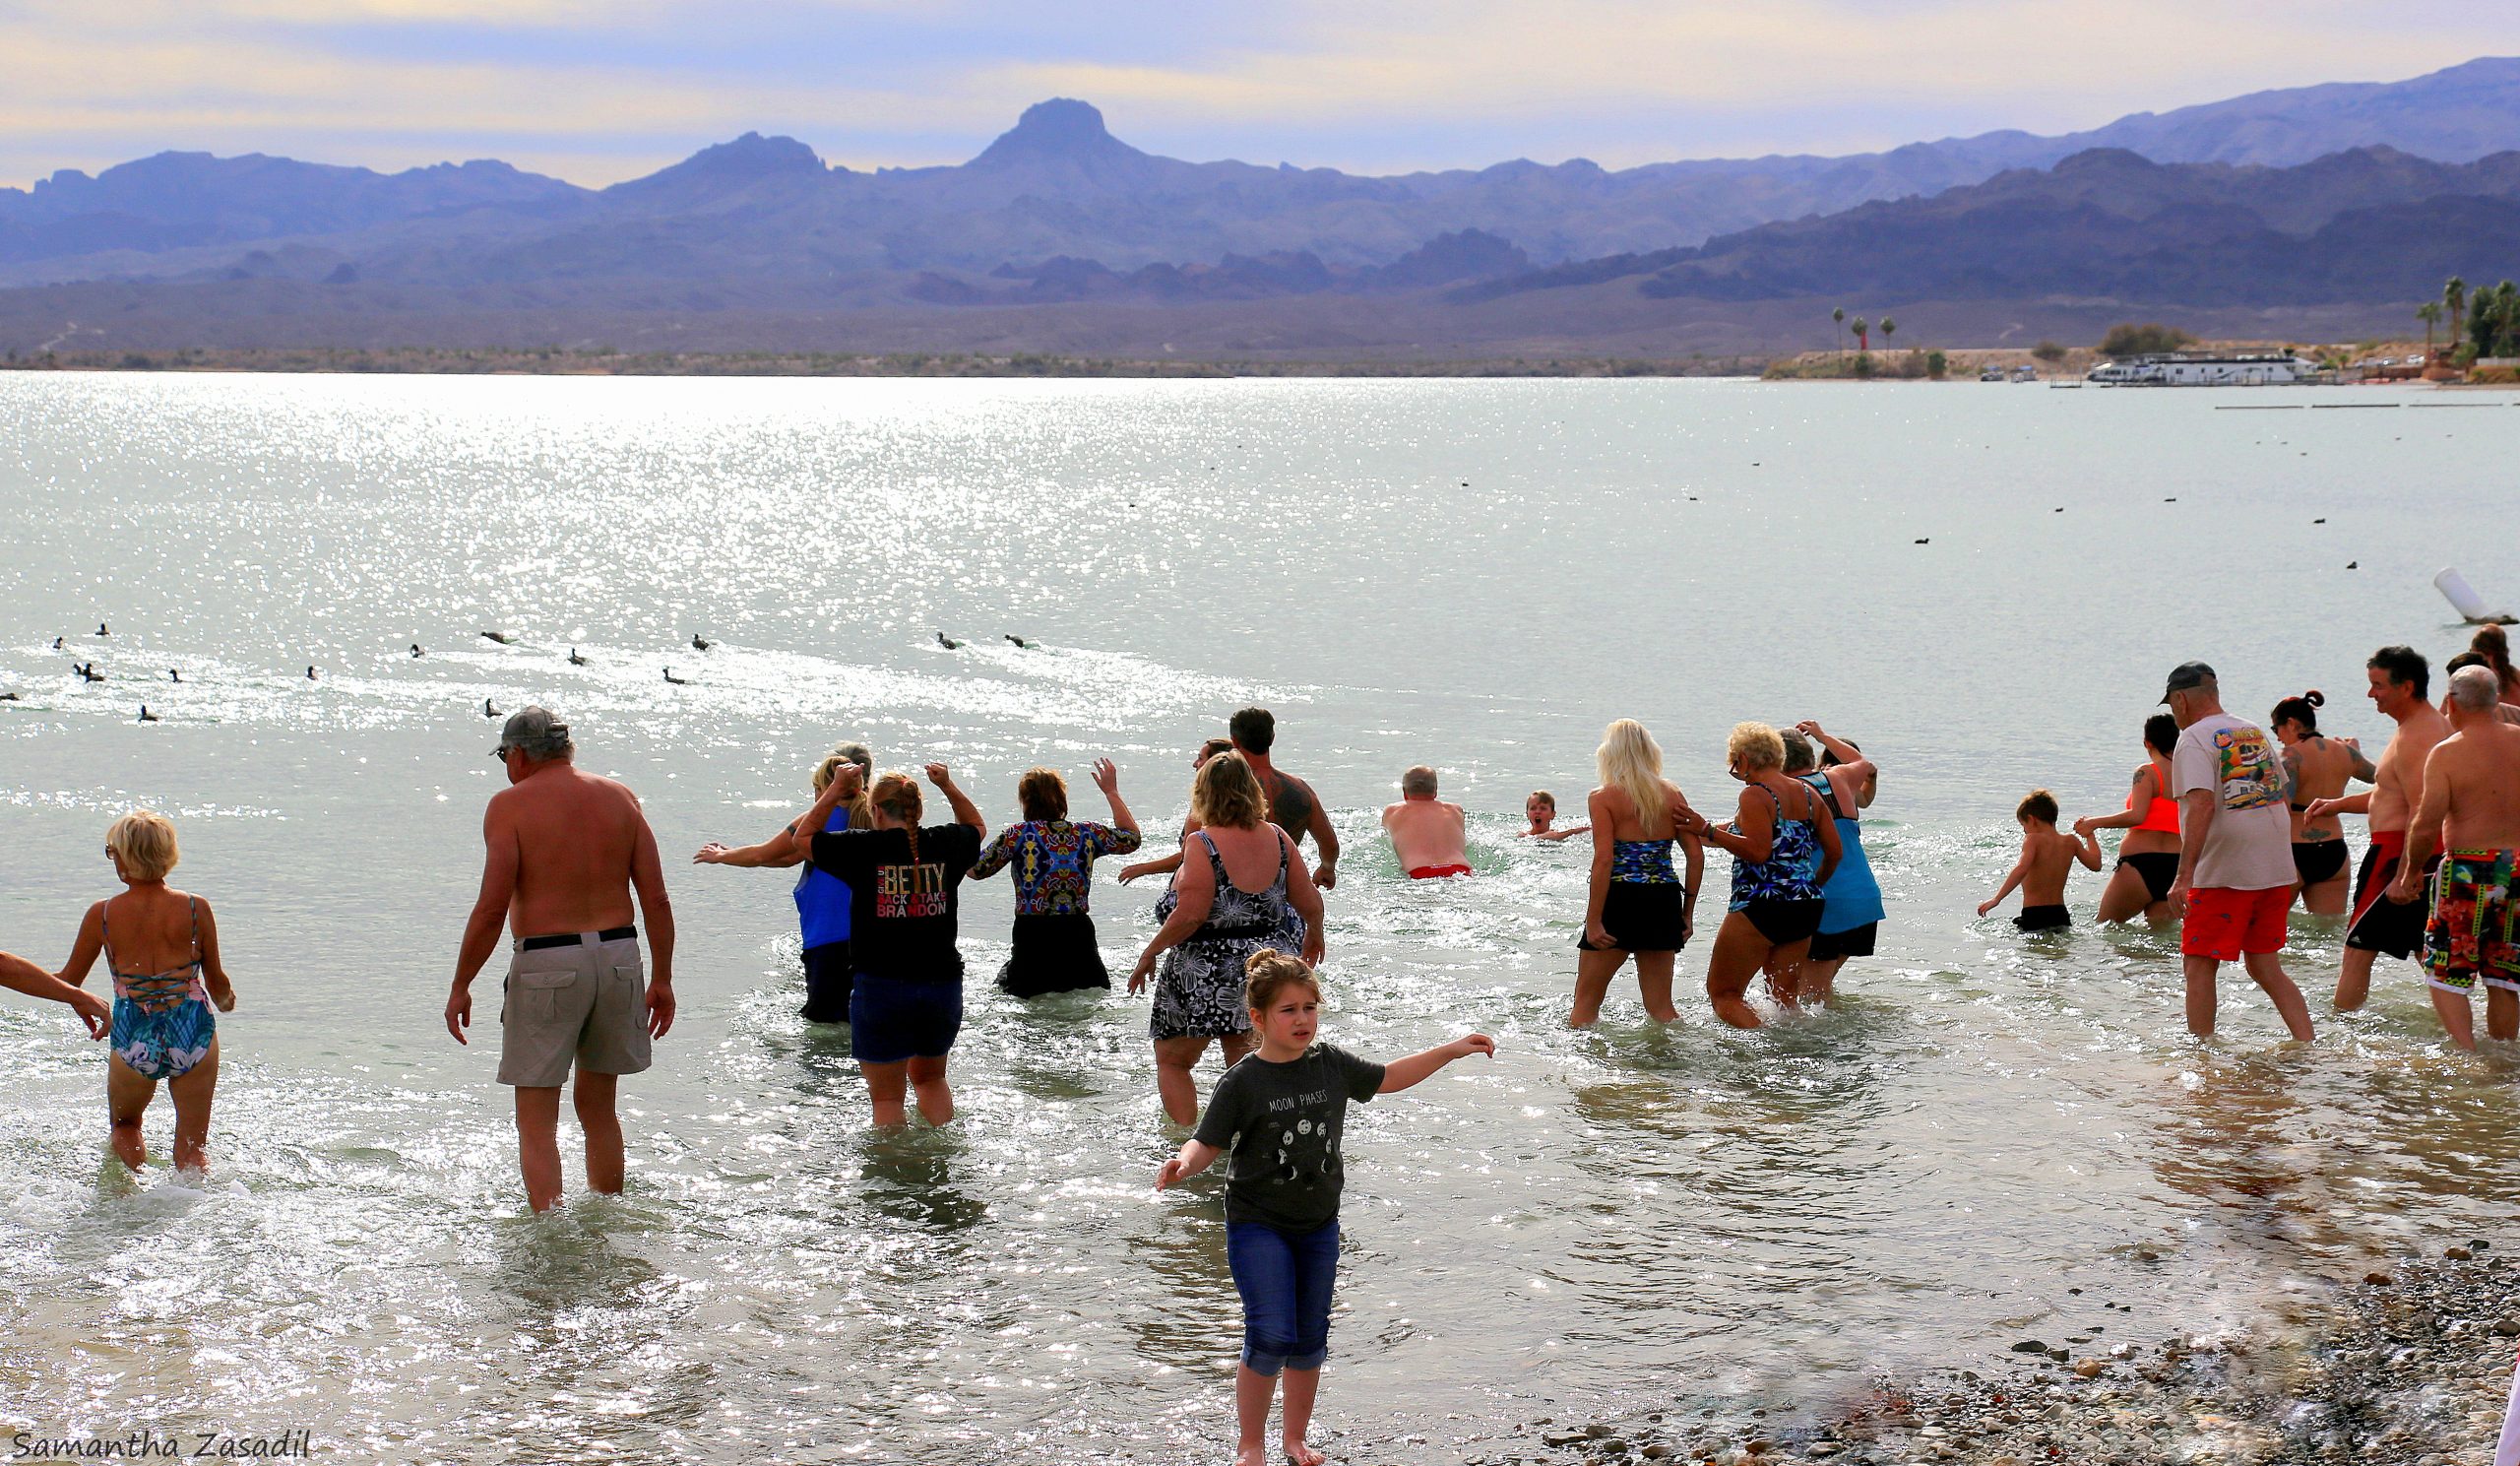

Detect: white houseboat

[2085,351,2323,386]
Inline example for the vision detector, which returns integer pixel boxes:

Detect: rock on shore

[1425,1244,2520,1466]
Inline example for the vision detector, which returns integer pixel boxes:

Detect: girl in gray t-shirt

[1155,949,1492,1466]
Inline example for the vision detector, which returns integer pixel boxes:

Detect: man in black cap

[2163,663,2315,1041]
[445,706,676,1211]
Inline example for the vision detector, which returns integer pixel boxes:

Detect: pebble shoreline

[1410,1245,2520,1466]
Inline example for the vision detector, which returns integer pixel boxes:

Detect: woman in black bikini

[2075,714,2182,924]
[2272,690,2370,916]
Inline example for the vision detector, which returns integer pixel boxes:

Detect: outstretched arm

[1301,779,1340,890]
[1978,841,2031,917]
[1093,759,1139,840]
[196,900,235,1011]
[1155,1138,1223,1190]
[447,798,521,1044]
[0,949,108,1038]
[628,796,676,1037]
[2392,748,2455,901]
[692,816,809,868]
[1377,1034,1497,1094]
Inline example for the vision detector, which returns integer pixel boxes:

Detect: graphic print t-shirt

[2172,713,2295,891]
[807,823,982,983]
[1194,1044,1387,1234]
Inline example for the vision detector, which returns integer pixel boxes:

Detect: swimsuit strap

[188,897,203,967]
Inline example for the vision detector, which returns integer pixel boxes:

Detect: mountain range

[4,56,2518,359]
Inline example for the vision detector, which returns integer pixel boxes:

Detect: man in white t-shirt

[2162,662,2315,1041]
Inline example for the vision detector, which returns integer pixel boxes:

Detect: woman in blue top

[1789,722,1884,1004]
[693,741,873,1023]
[1679,722,1841,1029]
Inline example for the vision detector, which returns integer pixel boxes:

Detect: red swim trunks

[2180,885,2291,962]
[1408,863,1473,880]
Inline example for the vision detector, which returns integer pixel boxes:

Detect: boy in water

[1519,791,1590,842]
[1980,790,2102,929]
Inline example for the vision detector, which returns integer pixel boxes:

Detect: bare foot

[1283,1442,1325,1466]
[1233,1445,1267,1466]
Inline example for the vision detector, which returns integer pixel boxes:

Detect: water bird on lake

[663,668,690,685]
[483,699,498,718]
[410,644,423,657]
[138,706,158,723]
[94,624,107,636]
[480,631,516,646]
[2347,560,2360,570]
[168,669,180,682]
[691,634,713,651]
[568,648,588,667]
[52,636,63,650]
[1005,635,1035,649]
[0,691,19,701]
[936,633,963,650]
[306,667,319,681]
[1915,538,1931,544]
[2313,518,2327,525]
[77,664,104,682]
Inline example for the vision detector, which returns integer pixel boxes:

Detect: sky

[3,0,2519,189]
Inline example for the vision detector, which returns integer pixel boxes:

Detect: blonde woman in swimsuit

[55,811,238,1173]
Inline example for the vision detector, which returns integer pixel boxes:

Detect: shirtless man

[2390,667,2520,1050]
[1229,707,1340,890]
[446,708,676,1212]
[1383,766,1471,878]
[2305,647,2448,1012]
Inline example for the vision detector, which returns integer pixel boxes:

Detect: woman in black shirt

[793,761,985,1126]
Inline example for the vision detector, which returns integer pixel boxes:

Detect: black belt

[520,925,637,951]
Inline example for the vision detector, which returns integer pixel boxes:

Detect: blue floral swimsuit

[105,898,216,1081]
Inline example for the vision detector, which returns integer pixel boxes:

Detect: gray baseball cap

[2159,662,2217,703]
[494,705,573,759]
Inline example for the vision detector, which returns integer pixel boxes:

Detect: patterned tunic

[971,819,1141,916]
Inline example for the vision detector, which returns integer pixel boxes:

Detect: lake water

[1,373,2513,1461]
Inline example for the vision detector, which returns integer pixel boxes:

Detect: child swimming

[1155,949,1494,1466]
[1519,790,1591,842]
[1979,790,2102,930]
[54,811,237,1173]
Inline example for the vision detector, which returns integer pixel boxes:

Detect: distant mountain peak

[605,131,824,201]
[971,98,1143,167]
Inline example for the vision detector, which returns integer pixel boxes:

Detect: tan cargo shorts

[496,932,652,1088]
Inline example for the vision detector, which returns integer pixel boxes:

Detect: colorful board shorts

[2180,885,2291,962]
[2423,849,2520,995]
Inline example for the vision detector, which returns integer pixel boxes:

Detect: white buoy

[2435,567,2514,625]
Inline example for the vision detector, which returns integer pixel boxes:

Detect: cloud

[0,0,2514,187]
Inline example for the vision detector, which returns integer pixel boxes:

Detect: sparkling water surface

[1,373,2513,1460]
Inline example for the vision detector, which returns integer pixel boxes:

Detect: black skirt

[1576,880,1690,953]
[801,940,853,1024]
[998,912,1111,997]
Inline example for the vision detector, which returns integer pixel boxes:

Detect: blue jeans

[1226,1219,1339,1375]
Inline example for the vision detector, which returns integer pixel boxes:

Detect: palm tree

[1832,306,1846,359]
[2446,276,2468,340]
[1879,316,1897,348]
[2418,300,2442,355]
[1852,316,1870,352]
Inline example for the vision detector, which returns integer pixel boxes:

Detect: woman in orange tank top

[2073,714,2183,924]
